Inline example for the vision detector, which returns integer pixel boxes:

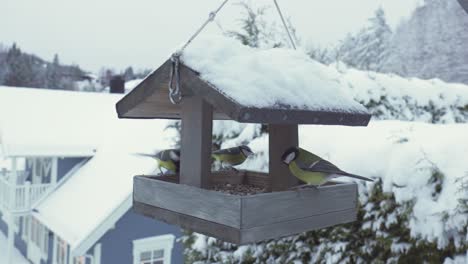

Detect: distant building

[0,87,183,264]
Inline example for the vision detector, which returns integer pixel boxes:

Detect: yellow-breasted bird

[281,147,373,187]
[212,145,254,168]
[136,149,180,174]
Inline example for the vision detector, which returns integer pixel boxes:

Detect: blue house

[0,87,183,264]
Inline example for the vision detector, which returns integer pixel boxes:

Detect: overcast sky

[1,0,421,72]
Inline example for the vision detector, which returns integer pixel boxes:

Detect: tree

[382,0,468,84]
[46,54,61,89]
[3,43,41,87]
[227,1,298,49]
[123,66,135,81]
[0,45,8,85]
[338,8,392,71]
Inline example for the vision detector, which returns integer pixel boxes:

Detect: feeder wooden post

[180,96,213,188]
[269,124,299,191]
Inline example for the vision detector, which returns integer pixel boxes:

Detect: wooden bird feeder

[116,58,371,244]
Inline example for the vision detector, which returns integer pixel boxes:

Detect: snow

[181,35,368,114]
[0,87,176,253]
[0,86,173,157]
[340,68,468,122]
[0,231,29,264]
[33,144,169,251]
[234,120,468,249]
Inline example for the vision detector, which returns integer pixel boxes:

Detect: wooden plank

[269,124,299,191]
[237,107,371,126]
[140,171,246,186]
[210,170,245,186]
[134,176,241,228]
[240,208,356,244]
[116,60,172,118]
[134,202,241,244]
[180,96,213,188]
[244,171,270,187]
[241,183,357,228]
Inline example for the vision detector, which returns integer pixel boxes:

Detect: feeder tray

[117,55,370,244]
[133,170,357,244]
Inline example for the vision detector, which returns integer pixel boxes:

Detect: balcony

[0,171,52,214]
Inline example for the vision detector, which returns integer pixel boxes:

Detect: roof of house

[33,147,168,255]
[0,87,173,255]
[116,35,371,126]
[0,86,170,157]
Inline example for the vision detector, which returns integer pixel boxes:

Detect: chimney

[110,75,125,94]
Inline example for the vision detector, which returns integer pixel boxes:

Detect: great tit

[136,149,180,174]
[282,147,373,188]
[212,145,254,168]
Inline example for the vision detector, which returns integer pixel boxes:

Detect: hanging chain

[168,0,230,104]
[169,54,182,104]
[273,0,296,50]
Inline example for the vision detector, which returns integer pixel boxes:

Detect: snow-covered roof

[33,145,169,255]
[181,35,366,113]
[116,35,370,126]
[0,87,171,157]
[0,87,105,157]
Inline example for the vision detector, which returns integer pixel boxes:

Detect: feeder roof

[116,36,370,126]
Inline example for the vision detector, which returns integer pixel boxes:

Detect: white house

[0,87,183,264]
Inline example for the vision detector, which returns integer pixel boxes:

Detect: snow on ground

[230,120,468,249]
[181,35,367,114]
[0,231,29,264]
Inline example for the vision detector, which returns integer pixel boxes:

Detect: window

[139,249,164,264]
[133,234,175,264]
[57,237,68,264]
[74,256,86,264]
[30,217,48,255]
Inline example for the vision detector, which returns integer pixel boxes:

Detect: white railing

[0,174,52,213]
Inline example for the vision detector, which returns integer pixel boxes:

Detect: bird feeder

[116,54,371,244]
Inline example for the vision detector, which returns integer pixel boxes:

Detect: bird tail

[342,173,373,182]
[133,153,157,158]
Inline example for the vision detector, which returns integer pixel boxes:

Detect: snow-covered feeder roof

[117,36,370,126]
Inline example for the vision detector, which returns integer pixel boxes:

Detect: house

[0,86,183,264]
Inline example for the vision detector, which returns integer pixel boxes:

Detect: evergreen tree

[338,8,392,71]
[46,54,62,89]
[4,43,40,87]
[0,45,7,85]
[382,0,468,84]
[227,1,298,49]
[123,66,135,81]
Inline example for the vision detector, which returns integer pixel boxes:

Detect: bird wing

[212,147,240,156]
[301,159,345,175]
[301,159,373,182]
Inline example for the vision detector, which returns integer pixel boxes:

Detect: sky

[1,0,422,73]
